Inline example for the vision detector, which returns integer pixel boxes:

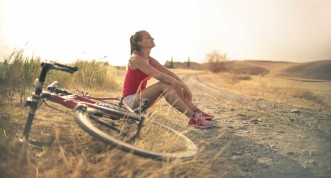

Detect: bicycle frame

[40,91,141,121]
[21,62,145,147]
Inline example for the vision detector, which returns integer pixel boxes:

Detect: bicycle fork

[22,94,39,139]
[21,65,55,147]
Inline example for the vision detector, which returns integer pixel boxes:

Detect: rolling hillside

[219,60,331,81]
[167,59,331,81]
[277,60,331,81]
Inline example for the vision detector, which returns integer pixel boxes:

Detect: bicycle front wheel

[74,105,197,160]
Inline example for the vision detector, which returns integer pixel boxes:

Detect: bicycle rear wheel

[74,105,197,160]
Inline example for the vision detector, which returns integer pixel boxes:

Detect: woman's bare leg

[175,88,199,112]
[132,82,195,118]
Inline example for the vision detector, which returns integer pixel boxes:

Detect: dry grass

[198,60,331,111]
[0,49,121,96]
[0,94,217,178]
[0,54,218,177]
[278,60,331,80]
[197,72,330,111]
[2,53,330,177]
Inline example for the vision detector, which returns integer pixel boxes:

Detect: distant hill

[277,60,331,81]
[166,59,331,81]
[228,60,298,75]
[240,60,297,75]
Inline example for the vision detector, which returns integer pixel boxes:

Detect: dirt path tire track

[181,74,331,178]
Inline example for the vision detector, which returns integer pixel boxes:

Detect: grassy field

[0,55,213,178]
[197,73,330,112]
[1,56,330,177]
[197,60,331,113]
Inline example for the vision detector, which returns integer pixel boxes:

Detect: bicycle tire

[74,106,197,160]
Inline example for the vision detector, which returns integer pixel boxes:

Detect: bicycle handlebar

[42,61,78,74]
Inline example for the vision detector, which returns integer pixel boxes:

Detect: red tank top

[122,56,154,97]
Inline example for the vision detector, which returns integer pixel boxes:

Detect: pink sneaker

[196,110,214,120]
[188,114,213,129]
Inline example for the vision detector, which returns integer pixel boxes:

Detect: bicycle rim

[74,110,197,160]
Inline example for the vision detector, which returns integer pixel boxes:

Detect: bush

[205,50,228,73]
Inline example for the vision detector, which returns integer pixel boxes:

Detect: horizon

[1,50,329,67]
[1,0,331,66]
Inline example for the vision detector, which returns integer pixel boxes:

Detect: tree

[187,57,190,68]
[164,57,174,68]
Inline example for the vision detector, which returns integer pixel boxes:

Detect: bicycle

[21,61,197,160]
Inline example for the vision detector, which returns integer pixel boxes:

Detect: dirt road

[180,74,331,178]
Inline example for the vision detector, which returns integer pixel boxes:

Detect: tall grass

[0,49,120,105]
[0,49,41,104]
[71,60,119,91]
[0,49,41,89]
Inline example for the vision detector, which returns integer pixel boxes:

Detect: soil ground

[180,73,331,177]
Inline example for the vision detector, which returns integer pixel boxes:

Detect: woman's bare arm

[150,58,183,81]
[129,56,185,89]
[131,57,192,100]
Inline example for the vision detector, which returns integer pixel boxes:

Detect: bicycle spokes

[90,115,121,133]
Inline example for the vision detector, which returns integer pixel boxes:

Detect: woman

[122,30,214,129]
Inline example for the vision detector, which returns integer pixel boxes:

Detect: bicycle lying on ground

[21,61,197,160]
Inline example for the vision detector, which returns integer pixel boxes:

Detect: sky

[1,0,331,66]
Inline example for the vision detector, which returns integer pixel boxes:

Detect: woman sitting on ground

[122,30,214,129]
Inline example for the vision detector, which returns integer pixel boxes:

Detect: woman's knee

[151,82,175,94]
